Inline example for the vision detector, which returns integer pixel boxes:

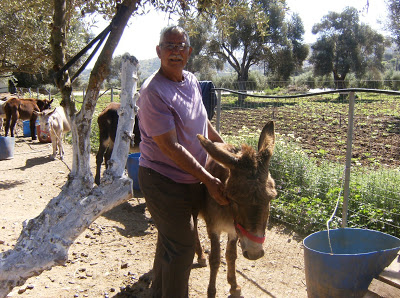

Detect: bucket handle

[326,167,346,254]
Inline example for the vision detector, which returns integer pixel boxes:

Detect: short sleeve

[138,88,175,137]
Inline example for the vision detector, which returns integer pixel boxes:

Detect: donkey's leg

[10,112,18,137]
[95,138,111,185]
[193,214,207,267]
[50,132,57,159]
[58,133,64,160]
[226,234,241,297]
[95,147,105,185]
[104,144,113,169]
[4,115,10,137]
[30,117,37,140]
[207,232,221,298]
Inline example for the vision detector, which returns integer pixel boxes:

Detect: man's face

[156,32,192,73]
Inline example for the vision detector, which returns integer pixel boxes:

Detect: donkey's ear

[33,110,42,116]
[258,121,275,155]
[257,121,275,179]
[197,134,238,169]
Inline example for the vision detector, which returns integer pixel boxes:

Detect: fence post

[342,91,355,228]
[111,87,114,102]
[216,89,222,133]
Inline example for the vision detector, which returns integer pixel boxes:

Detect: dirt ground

[0,134,307,298]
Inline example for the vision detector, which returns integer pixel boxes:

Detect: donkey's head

[36,98,54,111]
[198,121,277,260]
[34,108,57,132]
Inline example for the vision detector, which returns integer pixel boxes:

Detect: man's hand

[205,176,229,205]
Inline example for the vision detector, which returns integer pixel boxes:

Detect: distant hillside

[138,57,160,81]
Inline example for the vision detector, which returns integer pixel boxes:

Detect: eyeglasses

[160,42,189,51]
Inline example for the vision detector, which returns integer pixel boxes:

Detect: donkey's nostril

[243,251,249,259]
[243,250,264,260]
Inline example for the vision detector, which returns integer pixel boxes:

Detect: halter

[228,198,266,244]
[235,222,266,244]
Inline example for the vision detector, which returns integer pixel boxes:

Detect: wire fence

[211,87,400,238]
[216,78,400,92]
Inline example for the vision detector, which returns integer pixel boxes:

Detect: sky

[88,0,389,66]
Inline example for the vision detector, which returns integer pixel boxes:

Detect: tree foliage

[309,6,386,88]
[181,0,308,85]
[0,0,92,76]
[387,0,400,48]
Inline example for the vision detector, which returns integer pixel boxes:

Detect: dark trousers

[138,166,205,298]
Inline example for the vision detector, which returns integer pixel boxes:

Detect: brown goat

[4,97,53,140]
[195,121,277,297]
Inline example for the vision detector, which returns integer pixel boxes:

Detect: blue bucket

[303,228,400,297]
[127,152,141,191]
[23,120,37,137]
[0,136,15,160]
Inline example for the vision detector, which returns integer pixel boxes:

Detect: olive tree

[182,0,308,95]
[0,0,90,75]
[387,0,400,47]
[309,6,386,89]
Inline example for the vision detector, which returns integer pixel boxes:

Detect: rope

[71,93,83,104]
[326,166,347,254]
[60,157,71,172]
[13,148,50,155]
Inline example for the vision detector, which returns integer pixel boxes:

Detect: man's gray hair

[159,25,190,46]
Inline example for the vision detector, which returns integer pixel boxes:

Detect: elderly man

[137,25,228,297]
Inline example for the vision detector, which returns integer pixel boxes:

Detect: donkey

[95,102,141,185]
[0,100,6,132]
[0,94,17,132]
[34,107,70,160]
[195,121,277,298]
[4,97,53,140]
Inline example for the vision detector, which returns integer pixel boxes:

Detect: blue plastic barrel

[303,228,400,297]
[23,120,37,137]
[0,136,15,160]
[127,152,141,191]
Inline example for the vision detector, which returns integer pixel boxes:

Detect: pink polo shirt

[137,70,208,183]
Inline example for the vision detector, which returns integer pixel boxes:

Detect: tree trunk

[333,70,348,100]
[0,0,140,296]
[333,70,347,90]
[237,71,249,105]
